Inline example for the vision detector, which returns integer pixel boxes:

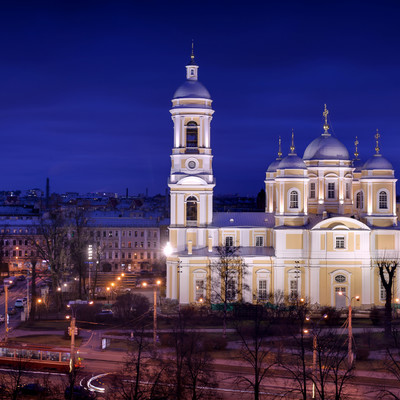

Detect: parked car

[7,307,17,315]
[17,275,26,281]
[14,299,24,309]
[64,385,95,399]
[20,383,49,396]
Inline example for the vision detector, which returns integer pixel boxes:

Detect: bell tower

[168,49,215,252]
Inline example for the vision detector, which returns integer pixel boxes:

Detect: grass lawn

[18,320,69,331]
[11,334,82,347]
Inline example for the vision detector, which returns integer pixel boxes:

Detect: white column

[177,194,185,226]
[274,265,285,299]
[309,266,320,304]
[204,116,210,148]
[361,265,372,305]
[199,193,207,226]
[180,262,190,304]
[170,193,177,226]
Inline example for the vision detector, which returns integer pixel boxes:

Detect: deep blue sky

[1,1,400,196]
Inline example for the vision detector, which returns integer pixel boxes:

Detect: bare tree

[30,207,70,307]
[375,258,399,338]
[210,245,249,338]
[234,303,276,400]
[112,327,166,400]
[68,206,91,299]
[166,309,220,400]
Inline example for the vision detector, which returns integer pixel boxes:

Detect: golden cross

[375,129,380,154]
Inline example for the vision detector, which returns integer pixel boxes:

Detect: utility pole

[4,284,8,342]
[69,316,76,373]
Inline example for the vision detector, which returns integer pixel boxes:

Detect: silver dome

[173,80,211,99]
[303,135,350,161]
[267,158,282,172]
[278,154,307,170]
[363,154,393,170]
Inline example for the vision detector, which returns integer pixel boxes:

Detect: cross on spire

[290,129,295,154]
[190,39,196,65]
[375,129,381,154]
[354,136,359,159]
[277,136,282,159]
[323,104,330,135]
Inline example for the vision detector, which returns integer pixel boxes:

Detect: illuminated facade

[166,54,399,309]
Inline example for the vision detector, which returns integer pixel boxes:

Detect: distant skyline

[1,1,400,195]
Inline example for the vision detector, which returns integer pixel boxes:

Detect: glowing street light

[338,292,360,365]
[163,242,173,257]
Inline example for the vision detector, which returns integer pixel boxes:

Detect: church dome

[173,80,211,99]
[303,135,350,161]
[267,159,281,172]
[363,154,393,170]
[278,154,307,170]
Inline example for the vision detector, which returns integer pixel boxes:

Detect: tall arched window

[186,196,197,223]
[356,191,364,209]
[379,190,388,209]
[289,190,299,209]
[186,121,198,148]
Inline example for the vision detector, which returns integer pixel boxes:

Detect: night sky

[1,1,400,196]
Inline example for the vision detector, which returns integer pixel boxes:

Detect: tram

[0,342,82,372]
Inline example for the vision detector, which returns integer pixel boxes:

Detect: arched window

[356,191,364,209]
[186,121,198,148]
[379,190,388,209]
[289,190,299,209]
[186,196,197,223]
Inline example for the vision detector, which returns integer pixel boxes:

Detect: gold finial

[290,129,295,154]
[354,136,359,159]
[375,129,380,154]
[323,104,330,135]
[277,136,282,158]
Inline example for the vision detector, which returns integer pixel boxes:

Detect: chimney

[208,236,213,252]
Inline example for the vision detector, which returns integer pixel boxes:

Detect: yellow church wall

[187,231,197,247]
[318,267,363,306]
[252,265,274,300]
[188,265,209,303]
[372,170,393,176]
[284,218,306,226]
[375,234,395,250]
[284,266,306,298]
[327,233,333,251]
[286,234,303,249]
[283,170,305,176]
[372,219,394,227]
[372,183,392,210]
[170,229,178,248]
[356,234,360,250]
[348,232,354,251]
[309,206,318,214]
[320,234,325,250]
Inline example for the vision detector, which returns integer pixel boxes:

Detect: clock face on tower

[186,158,198,172]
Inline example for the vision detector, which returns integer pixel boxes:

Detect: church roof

[303,135,350,161]
[278,153,307,170]
[363,154,393,170]
[173,80,211,99]
[212,212,274,228]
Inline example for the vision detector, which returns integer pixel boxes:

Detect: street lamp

[338,292,360,365]
[163,242,173,257]
[304,314,328,399]
[106,287,110,305]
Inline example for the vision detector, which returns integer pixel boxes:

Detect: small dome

[303,135,350,161]
[267,158,282,172]
[173,80,211,99]
[363,154,393,170]
[278,154,307,170]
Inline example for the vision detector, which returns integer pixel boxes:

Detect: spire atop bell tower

[322,104,330,136]
[186,41,199,80]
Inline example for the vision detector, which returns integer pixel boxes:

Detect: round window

[188,161,196,169]
[335,275,346,283]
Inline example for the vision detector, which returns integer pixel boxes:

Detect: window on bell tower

[186,196,198,224]
[379,190,388,210]
[186,122,198,148]
[289,190,299,209]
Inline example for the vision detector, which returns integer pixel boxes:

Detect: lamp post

[106,287,110,305]
[338,292,360,365]
[4,283,9,342]
[304,314,328,399]
[142,280,162,345]
[66,300,93,373]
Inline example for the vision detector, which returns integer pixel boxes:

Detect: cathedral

[165,52,399,309]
